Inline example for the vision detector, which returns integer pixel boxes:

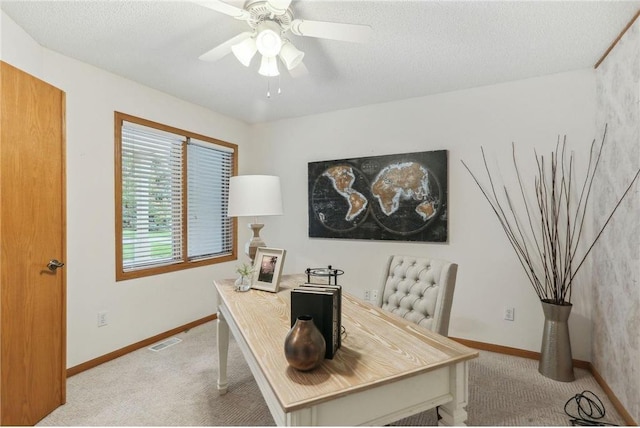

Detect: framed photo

[251,248,286,292]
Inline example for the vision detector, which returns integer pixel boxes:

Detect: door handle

[47,259,65,272]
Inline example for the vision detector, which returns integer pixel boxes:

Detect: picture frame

[308,150,448,242]
[251,248,286,292]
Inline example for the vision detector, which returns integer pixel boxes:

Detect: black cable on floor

[564,390,618,426]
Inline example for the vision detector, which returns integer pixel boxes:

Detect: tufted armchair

[375,255,458,336]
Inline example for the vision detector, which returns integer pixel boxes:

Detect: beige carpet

[38,321,625,426]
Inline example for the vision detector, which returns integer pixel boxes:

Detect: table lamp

[227,175,283,263]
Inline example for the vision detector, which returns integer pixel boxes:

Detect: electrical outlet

[371,290,378,301]
[97,311,108,327]
[504,307,515,321]
[364,290,371,301]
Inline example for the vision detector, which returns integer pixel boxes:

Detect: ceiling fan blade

[198,32,252,62]
[266,0,292,15]
[290,19,372,43]
[193,0,249,20]
[288,61,308,78]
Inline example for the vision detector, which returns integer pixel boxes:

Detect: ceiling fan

[195,0,372,77]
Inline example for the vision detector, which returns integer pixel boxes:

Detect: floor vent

[148,337,182,352]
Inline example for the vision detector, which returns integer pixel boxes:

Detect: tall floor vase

[538,299,575,382]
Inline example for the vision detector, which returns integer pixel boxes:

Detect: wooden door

[0,61,66,425]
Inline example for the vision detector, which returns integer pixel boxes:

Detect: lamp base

[245,223,266,263]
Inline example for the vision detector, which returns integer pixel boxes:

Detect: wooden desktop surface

[215,274,478,413]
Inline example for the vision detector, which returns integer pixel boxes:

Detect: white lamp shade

[258,55,280,77]
[279,41,305,70]
[227,175,283,217]
[231,36,257,67]
[256,21,283,57]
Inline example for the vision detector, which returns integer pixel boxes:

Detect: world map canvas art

[308,150,448,242]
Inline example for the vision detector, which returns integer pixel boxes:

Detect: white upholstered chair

[375,255,458,336]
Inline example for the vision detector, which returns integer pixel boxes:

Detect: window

[115,112,237,280]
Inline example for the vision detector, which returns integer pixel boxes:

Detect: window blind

[187,138,233,260]
[121,122,184,271]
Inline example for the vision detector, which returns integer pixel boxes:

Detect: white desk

[214,274,478,426]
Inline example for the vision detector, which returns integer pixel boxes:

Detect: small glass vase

[234,275,251,292]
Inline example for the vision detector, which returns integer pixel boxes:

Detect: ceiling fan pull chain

[267,78,271,98]
[278,74,282,95]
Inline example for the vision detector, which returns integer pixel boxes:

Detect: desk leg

[216,310,229,395]
[438,361,469,426]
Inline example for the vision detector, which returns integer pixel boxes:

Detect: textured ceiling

[2,1,639,124]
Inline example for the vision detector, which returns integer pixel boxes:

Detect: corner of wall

[0,10,45,78]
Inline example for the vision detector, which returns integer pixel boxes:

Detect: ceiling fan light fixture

[258,55,280,77]
[256,21,283,57]
[231,36,257,67]
[265,0,292,16]
[278,41,304,70]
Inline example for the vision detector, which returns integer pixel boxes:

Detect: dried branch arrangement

[462,128,640,305]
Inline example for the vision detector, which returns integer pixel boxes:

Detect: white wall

[1,11,251,368]
[248,71,596,360]
[1,10,43,75]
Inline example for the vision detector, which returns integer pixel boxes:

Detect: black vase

[284,315,326,371]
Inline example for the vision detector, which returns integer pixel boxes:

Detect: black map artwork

[308,150,448,242]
